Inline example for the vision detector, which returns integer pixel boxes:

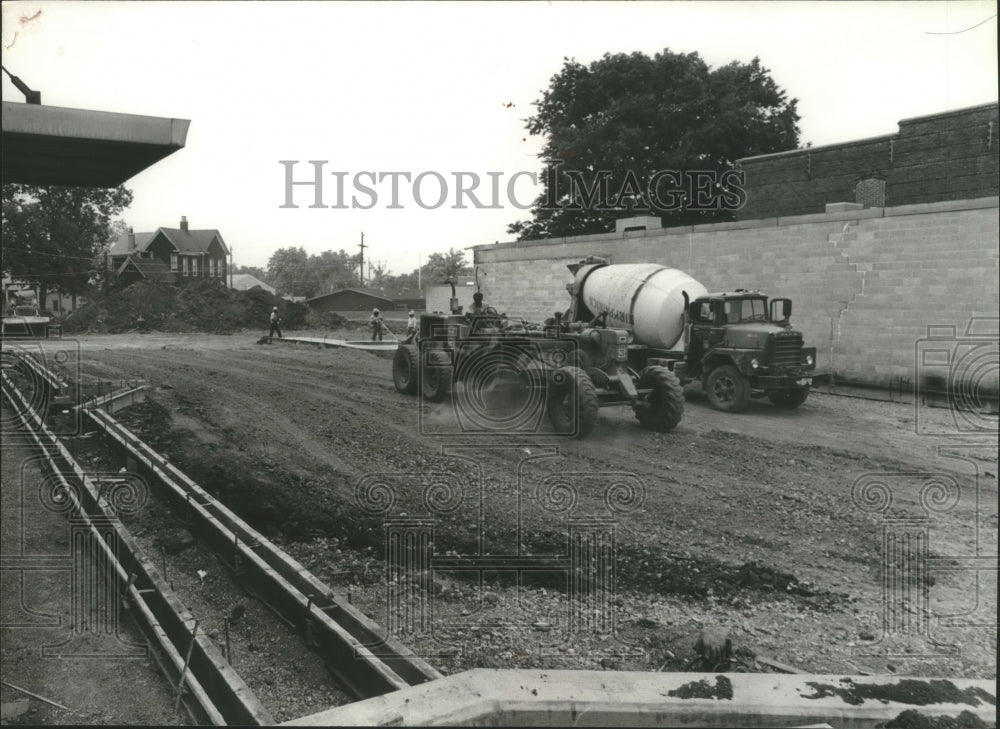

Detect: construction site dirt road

[60,332,998,682]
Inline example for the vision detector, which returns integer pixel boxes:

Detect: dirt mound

[62,279,308,334]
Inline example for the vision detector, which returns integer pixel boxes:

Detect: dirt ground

[1,429,184,725]
[6,330,996,717]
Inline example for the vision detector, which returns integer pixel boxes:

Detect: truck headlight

[805,354,814,366]
[750,358,759,369]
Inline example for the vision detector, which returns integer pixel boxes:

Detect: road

[49,332,998,679]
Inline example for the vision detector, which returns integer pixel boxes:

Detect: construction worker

[369,308,383,342]
[404,310,418,343]
[269,306,283,338]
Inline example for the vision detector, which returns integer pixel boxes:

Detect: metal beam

[2,101,190,187]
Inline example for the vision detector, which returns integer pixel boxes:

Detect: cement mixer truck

[563,257,823,412]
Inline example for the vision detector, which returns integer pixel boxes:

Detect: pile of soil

[61,279,317,334]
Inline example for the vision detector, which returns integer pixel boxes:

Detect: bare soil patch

[66,333,998,680]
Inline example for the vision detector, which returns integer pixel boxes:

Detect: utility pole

[358,232,366,287]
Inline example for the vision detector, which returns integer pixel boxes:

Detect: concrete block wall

[827,200,999,383]
[473,197,999,387]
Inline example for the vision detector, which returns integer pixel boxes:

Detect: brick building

[736,102,999,219]
[109,216,230,286]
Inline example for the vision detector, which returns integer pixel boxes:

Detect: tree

[314,249,358,293]
[266,247,362,297]
[2,184,134,308]
[267,246,313,296]
[508,50,800,240]
[423,248,471,285]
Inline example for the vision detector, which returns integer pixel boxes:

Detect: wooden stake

[0,680,70,711]
[122,572,136,608]
[174,620,199,713]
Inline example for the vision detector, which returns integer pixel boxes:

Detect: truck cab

[671,290,821,411]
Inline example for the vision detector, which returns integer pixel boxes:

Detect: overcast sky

[2,1,997,277]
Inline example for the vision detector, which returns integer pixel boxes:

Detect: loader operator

[369,308,384,342]
[470,291,498,317]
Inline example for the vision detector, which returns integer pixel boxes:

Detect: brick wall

[473,197,999,388]
[738,103,999,220]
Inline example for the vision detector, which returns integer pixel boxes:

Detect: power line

[2,246,102,262]
[925,14,996,34]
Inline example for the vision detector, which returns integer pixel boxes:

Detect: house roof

[230,274,275,293]
[116,256,177,284]
[306,288,395,304]
[110,228,229,257]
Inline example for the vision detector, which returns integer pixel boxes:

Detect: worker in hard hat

[369,307,384,342]
[269,305,283,339]
[403,310,418,344]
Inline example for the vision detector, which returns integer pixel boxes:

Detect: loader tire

[634,366,685,432]
[705,365,750,413]
[393,345,420,395]
[768,387,810,409]
[422,351,452,402]
[546,366,599,438]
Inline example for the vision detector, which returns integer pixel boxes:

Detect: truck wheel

[546,366,599,438]
[768,387,810,409]
[705,365,750,413]
[634,366,684,432]
[422,351,452,402]
[393,345,419,395]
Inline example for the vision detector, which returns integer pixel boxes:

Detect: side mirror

[770,298,792,321]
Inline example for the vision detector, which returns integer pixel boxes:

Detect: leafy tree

[267,246,313,296]
[266,247,362,297]
[314,249,358,292]
[382,269,419,293]
[2,184,134,308]
[508,50,800,239]
[424,248,471,285]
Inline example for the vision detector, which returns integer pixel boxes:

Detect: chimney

[128,227,136,251]
[180,216,189,232]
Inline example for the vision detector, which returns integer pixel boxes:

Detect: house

[392,288,425,312]
[306,288,425,315]
[109,216,230,286]
[307,288,395,315]
[230,273,276,295]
